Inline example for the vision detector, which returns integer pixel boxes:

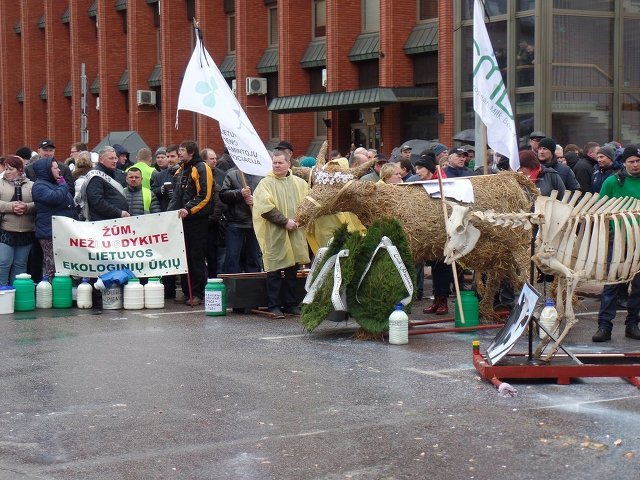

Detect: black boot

[282,266,300,315]
[592,327,612,342]
[625,325,640,340]
[266,271,284,317]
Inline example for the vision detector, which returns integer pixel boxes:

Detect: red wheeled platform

[473,349,640,387]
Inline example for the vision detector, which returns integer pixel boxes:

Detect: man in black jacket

[219,168,263,274]
[537,137,580,192]
[85,146,129,221]
[168,140,213,306]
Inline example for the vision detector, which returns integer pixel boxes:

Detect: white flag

[176,29,272,177]
[473,0,520,171]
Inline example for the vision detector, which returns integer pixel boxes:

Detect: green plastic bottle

[205,279,226,316]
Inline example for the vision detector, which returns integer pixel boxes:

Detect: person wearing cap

[592,145,640,343]
[361,153,389,182]
[434,148,475,179]
[25,139,74,196]
[252,148,309,317]
[399,145,412,161]
[274,141,294,162]
[528,131,546,153]
[591,145,619,193]
[113,144,133,171]
[537,137,579,191]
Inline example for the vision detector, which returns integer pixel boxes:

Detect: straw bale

[296,169,539,320]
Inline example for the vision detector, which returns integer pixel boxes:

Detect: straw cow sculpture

[294,159,539,318]
[443,190,640,360]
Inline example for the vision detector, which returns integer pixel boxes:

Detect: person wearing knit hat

[620,144,640,163]
[537,137,557,153]
[15,146,32,164]
[592,145,620,194]
[429,143,449,164]
[299,156,317,168]
[536,137,579,191]
[154,147,168,170]
[592,143,640,343]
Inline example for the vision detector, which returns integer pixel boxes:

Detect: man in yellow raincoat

[252,149,310,318]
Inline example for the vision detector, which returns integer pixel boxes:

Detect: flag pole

[475,114,487,174]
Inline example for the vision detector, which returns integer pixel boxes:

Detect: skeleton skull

[443,204,481,264]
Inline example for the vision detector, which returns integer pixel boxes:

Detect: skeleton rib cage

[534,191,640,285]
[471,190,640,286]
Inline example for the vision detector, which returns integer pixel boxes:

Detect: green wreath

[300,224,356,331]
[347,218,415,334]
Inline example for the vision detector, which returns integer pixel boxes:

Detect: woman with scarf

[31,157,76,279]
[0,156,36,286]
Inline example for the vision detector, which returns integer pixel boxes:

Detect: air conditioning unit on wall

[246,77,267,95]
[136,90,156,106]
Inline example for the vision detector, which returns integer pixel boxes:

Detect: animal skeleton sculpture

[444,190,640,361]
[294,160,539,318]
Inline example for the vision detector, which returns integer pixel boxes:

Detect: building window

[362,0,379,32]
[228,15,236,52]
[270,112,280,140]
[553,15,613,88]
[553,0,614,11]
[419,0,437,21]
[515,16,535,88]
[314,0,326,38]
[268,7,278,46]
[623,18,640,87]
[186,0,195,22]
[358,60,379,88]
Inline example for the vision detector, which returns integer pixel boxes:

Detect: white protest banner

[176,27,272,177]
[473,0,520,171]
[52,212,188,278]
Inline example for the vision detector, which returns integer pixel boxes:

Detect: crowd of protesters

[2,132,639,340]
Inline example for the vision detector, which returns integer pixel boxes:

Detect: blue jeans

[223,225,261,274]
[0,242,33,286]
[597,272,640,331]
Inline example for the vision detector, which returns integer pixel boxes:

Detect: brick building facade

[1,1,638,159]
[0,0,454,159]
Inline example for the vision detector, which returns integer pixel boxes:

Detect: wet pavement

[1,290,639,479]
